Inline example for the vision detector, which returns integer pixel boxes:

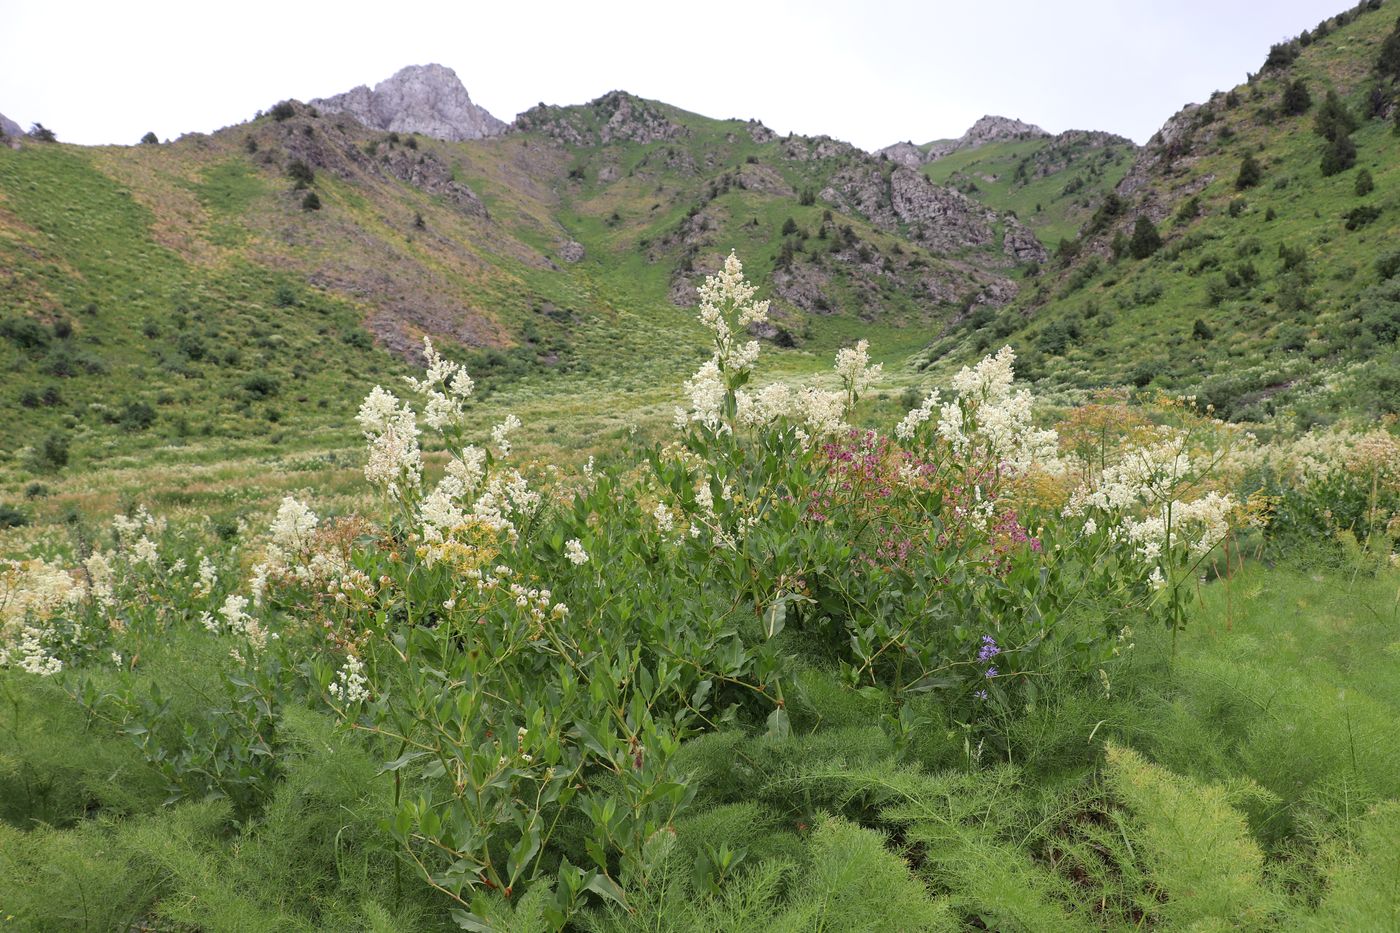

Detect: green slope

[924,0,1400,422]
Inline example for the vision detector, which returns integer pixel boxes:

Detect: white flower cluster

[113,505,166,570]
[328,653,370,705]
[403,337,475,430]
[358,386,423,497]
[206,593,270,651]
[897,346,1061,475]
[0,558,85,676]
[565,538,589,565]
[834,339,882,402]
[696,250,769,374]
[1065,428,1235,584]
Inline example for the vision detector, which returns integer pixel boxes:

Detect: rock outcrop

[310,64,506,141]
[0,111,22,140]
[513,92,685,146]
[878,115,1050,165]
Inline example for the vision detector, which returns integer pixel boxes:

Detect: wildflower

[565,538,589,566]
[491,414,522,456]
[834,339,882,407]
[652,502,675,532]
[270,496,319,553]
[977,635,1001,662]
[328,654,370,705]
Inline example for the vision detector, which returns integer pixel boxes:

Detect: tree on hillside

[1321,133,1357,176]
[1355,168,1375,196]
[28,123,56,142]
[140,131,158,145]
[1377,14,1400,81]
[1128,215,1162,260]
[1314,90,1358,141]
[1282,78,1312,116]
[1236,152,1263,190]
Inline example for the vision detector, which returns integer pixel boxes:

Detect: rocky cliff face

[310,64,506,141]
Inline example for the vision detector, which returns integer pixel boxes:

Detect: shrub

[0,315,51,350]
[286,159,314,188]
[27,123,56,142]
[269,101,295,122]
[1129,215,1162,259]
[1376,251,1400,281]
[1321,134,1357,177]
[0,504,27,528]
[780,217,799,236]
[1193,318,1215,341]
[1344,205,1381,230]
[1314,90,1358,141]
[301,191,321,211]
[242,374,280,398]
[1235,152,1262,190]
[1282,78,1312,115]
[118,401,158,432]
[1355,168,1374,196]
[140,131,158,145]
[28,431,70,472]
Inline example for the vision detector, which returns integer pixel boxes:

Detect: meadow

[2,256,1399,932]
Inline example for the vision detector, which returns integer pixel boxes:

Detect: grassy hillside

[0,95,1045,468]
[925,0,1400,422]
[922,131,1136,247]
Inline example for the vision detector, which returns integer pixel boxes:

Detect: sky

[0,0,1357,150]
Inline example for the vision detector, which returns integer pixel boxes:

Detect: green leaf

[765,706,790,740]
[585,872,628,907]
[377,749,428,774]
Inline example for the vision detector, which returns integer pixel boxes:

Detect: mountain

[0,87,1044,457]
[879,117,1136,248]
[878,115,1051,166]
[309,64,506,141]
[923,0,1400,421]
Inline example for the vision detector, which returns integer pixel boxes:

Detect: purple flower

[977,635,1000,662]
[985,667,998,678]
[974,689,989,701]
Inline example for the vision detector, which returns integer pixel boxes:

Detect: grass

[2,542,1395,929]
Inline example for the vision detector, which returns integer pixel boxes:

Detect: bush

[1376,251,1400,281]
[242,374,280,398]
[140,131,158,145]
[0,504,28,528]
[780,217,799,236]
[1314,90,1358,142]
[1321,134,1357,177]
[269,101,295,122]
[27,123,56,142]
[118,401,158,432]
[1193,318,1215,341]
[286,159,314,188]
[301,191,321,211]
[1344,205,1381,230]
[0,315,51,350]
[1129,215,1162,259]
[1235,152,1263,190]
[1355,168,1374,196]
[1282,78,1312,116]
[28,432,70,473]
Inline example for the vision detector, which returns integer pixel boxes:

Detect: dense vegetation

[3,257,1398,930]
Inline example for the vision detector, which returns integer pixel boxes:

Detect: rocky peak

[0,111,22,139]
[880,114,1051,165]
[309,64,505,141]
[512,91,685,146]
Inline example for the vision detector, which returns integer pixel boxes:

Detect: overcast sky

[0,0,1355,150]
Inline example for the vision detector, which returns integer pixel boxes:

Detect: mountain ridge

[309,64,506,142]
